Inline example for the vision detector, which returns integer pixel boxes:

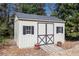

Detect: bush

[0,36,5,43]
[66,32,79,41]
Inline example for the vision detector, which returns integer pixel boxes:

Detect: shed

[14,12,65,48]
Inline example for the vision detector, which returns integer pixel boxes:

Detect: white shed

[14,12,65,48]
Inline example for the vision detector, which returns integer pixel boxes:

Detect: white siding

[14,16,19,46]
[18,21,37,48]
[14,16,17,41]
[54,23,65,44]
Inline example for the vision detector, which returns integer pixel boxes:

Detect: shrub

[66,32,79,41]
[0,36,5,43]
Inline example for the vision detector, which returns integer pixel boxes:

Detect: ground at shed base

[61,41,79,49]
[0,39,48,56]
[0,48,48,56]
[0,39,79,56]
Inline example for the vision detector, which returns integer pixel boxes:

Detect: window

[23,26,34,35]
[56,27,63,33]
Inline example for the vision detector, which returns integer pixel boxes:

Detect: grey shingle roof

[16,12,65,23]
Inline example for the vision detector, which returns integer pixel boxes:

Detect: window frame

[56,27,63,33]
[23,26,34,35]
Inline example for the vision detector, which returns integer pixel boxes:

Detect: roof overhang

[18,18,65,23]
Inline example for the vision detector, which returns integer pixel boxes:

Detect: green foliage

[0,36,4,43]
[17,3,45,15]
[51,3,79,40]
[0,36,7,45]
[0,4,13,44]
[69,32,79,37]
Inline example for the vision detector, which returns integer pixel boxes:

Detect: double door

[38,23,54,45]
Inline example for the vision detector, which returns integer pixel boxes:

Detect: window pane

[27,31,30,34]
[56,27,63,33]
[28,26,31,30]
[27,26,29,30]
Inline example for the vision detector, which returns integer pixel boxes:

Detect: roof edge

[18,18,65,23]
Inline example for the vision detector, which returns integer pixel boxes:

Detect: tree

[51,4,79,40]
[0,4,8,36]
[16,3,45,15]
[0,3,15,39]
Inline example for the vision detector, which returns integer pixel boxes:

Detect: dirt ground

[61,41,79,49]
[0,47,48,56]
[0,39,48,56]
[50,41,79,56]
[0,39,79,56]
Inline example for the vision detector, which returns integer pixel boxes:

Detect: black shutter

[61,27,63,33]
[32,26,34,34]
[23,26,26,35]
[56,27,58,33]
